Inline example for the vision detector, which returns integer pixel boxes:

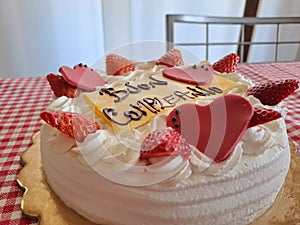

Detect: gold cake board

[17,132,300,225]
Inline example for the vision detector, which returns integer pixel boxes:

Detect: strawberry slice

[248,107,282,128]
[140,129,191,159]
[40,111,99,142]
[46,74,81,98]
[156,48,184,67]
[247,79,299,106]
[212,53,239,73]
[106,54,135,75]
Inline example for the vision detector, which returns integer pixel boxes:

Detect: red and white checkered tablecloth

[237,62,300,146]
[0,62,300,225]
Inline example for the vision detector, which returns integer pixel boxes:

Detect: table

[1,62,300,224]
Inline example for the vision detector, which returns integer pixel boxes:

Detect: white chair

[166,15,300,63]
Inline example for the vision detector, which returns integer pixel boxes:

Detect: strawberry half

[40,111,99,142]
[140,129,191,159]
[212,53,239,73]
[106,54,135,75]
[248,107,282,128]
[247,79,299,106]
[156,48,184,67]
[46,74,81,98]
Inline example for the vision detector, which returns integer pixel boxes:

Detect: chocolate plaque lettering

[84,73,236,130]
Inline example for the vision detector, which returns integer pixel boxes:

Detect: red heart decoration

[59,64,106,91]
[166,94,253,162]
[162,64,214,85]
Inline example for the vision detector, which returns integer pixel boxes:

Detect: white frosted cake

[40,50,298,225]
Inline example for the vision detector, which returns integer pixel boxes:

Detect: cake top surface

[41,48,299,186]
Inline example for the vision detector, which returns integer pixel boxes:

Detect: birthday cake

[40,49,298,225]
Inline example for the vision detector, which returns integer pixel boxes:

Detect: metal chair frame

[166,14,300,62]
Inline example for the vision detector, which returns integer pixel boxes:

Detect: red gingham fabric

[0,77,51,225]
[0,63,299,224]
[237,62,300,147]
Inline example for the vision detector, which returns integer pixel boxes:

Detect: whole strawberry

[248,107,282,128]
[156,48,184,67]
[140,129,191,159]
[40,111,99,142]
[212,53,239,73]
[247,79,299,106]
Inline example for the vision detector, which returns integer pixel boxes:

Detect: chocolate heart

[60,64,106,91]
[166,94,253,162]
[162,64,213,85]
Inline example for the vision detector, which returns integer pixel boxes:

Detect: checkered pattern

[0,62,299,224]
[237,62,300,148]
[0,77,51,225]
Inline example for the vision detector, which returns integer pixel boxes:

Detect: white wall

[0,0,104,78]
[1,0,300,78]
[248,0,300,62]
[102,0,246,62]
[102,0,300,63]
[102,0,132,53]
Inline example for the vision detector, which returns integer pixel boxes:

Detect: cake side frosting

[40,118,290,225]
[40,51,296,225]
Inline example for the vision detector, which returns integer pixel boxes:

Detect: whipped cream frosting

[45,61,284,185]
[41,61,291,225]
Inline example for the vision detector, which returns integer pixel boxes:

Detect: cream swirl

[73,125,190,186]
[225,72,253,96]
[190,143,243,176]
[47,95,91,115]
[242,126,274,154]
[42,124,76,154]
[75,130,139,168]
[47,96,75,111]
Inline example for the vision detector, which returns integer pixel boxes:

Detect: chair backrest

[166,15,300,63]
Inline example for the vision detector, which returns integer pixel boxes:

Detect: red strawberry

[46,74,81,98]
[247,79,299,106]
[156,48,184,67]
[106,54,135,75]
[212,53,239,73]
[248,107,282,128]
[40,111,99,142]
[140,129,191,159]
